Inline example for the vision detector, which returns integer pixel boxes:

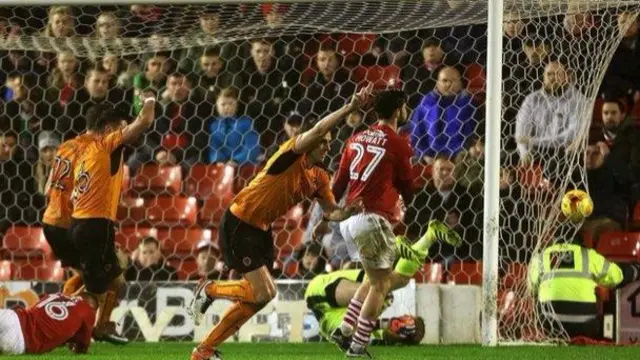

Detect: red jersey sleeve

[332,143,351,201]
[393,138,415,205]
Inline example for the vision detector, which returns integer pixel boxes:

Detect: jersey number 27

[349,143,386,182]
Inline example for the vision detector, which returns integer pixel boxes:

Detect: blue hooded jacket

[208,116,261,164]
[408,90,477,158]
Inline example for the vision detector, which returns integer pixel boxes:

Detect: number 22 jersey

[333,124,414,222]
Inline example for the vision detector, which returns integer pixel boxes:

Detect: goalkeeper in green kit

[305,220,461,347]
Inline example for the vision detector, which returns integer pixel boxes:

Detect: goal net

[0,0,635,344]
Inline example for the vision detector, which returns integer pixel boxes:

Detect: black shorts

[43,224,79,268]
[219,209,274,274]
[68,218,122,294]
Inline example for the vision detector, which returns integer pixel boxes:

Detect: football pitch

[11,342,638,360]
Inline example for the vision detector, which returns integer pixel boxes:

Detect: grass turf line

[9,342,636,360]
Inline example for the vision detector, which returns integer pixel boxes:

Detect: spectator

[2,73,48,139]
[46,52,83,107]
[595,99,640,208]
[328,110,369,172]
[601,11,640,101]
[0,131,42,228]
[101,53,135,89]
[133,52,170,115]
[408,66,478,163]
[188,240,226,281]
[128,72,208,175]
[59,66,129,139]
[583,141,625,242]
[453,135,484,190]
[193,47,234,104]
[208,87,261,165]
[33,131,60,195]
[498,164,530,263]
[94,11,121,39]
[292,242,327,279]
[402,38,452,108]
[515,59,588,182]
[125,237,178,281]
[36,6,75,69]
[235,38,297,140]
[264,111,304,159]
[406,155,483,262]
[297,44,355,118]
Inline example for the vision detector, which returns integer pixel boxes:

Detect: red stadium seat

[131,165,182,196]
[118,196,199,227]
[273,228,305,254]
[414,263,443,284]
[13,259,64,281]
[157,227,216,257]
[185,164,235,199]
[168,258,198,280]
[596,232,640,262]
[447,261,483,285]
[336,33,376,56]
[632,202,640,229]
[272,204,306,230]
[353,65,402,89]
[2,226,51,258]
[503,262,527,289]
[0,260,11,281]
[464,63,486,100]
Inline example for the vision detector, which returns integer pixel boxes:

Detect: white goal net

[0,0,637,344]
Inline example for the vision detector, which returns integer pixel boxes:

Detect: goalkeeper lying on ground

[304,220,460,345]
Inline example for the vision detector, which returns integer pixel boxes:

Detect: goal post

[482,0,505,347]
[0,0,638,345]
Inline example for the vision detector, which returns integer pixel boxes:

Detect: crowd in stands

[1,4,640,283]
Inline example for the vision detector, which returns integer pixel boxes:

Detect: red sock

[340,298,362,335]
[352,316,377,349]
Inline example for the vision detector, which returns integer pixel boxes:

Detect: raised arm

[122,90,157,145]
[293,83,373,154]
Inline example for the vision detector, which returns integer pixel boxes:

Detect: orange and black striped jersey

[230,136,335,231]
[42,134,93,228]
[71,129,125,221]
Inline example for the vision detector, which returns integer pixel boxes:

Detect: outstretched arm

[293,83,373,154]
[122,90,157,145]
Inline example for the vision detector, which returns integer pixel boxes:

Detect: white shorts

[0,309,25,355]
[339,213,396,269]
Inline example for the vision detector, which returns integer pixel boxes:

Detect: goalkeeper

[305,220,460,346]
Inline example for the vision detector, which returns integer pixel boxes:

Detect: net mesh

[0,0,637,344]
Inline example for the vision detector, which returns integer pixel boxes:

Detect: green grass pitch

[8,342,638,360]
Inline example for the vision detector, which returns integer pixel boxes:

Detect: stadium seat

[168,258,198,280]
[273,228,305,254]
[596,232,640,262]
[234,164,264,193]
[464,63,486,100]
[272,204,306,230]
[185,163,235,199]
[414,263,443,284]
[336,33,376,56]
[632,202,640,229]
[131,164,182,196]
[2,226,51,258]
[157,227,217,257]
[119,196,199,227]
[503,262,527,289]
[412,163,433,190]
[353,65,402,89]
[12,259,64,281]
[115,226,157,252]
[447,261,483,285]
[0,260,11,281]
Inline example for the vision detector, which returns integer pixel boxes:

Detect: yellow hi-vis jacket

[528,243,624,304]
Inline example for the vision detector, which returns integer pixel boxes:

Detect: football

[561,189,594,222]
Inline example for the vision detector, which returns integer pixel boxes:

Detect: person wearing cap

[34,131,60,195]
[188,240,227,281]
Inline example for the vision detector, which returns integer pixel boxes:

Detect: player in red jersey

[329,89,430,357]
[0,292,97,355]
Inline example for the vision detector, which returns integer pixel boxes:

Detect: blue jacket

[408,90,477,158]
[208,116,261,164]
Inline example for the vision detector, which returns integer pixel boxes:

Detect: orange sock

[201,302,258,348]
[62,274,83,296]
[205,280,256,303]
